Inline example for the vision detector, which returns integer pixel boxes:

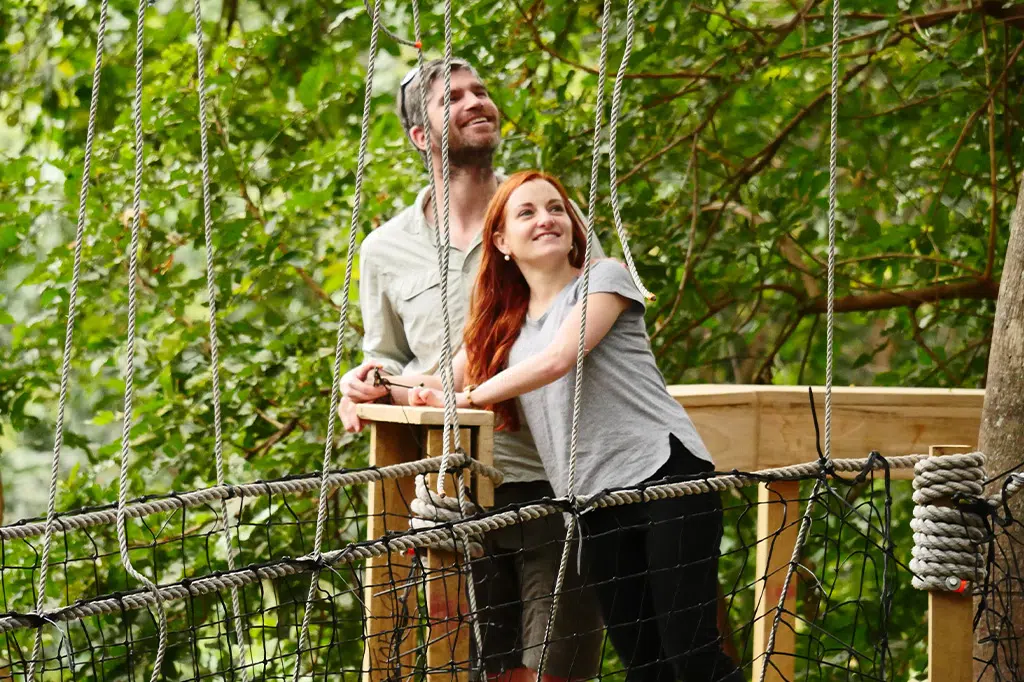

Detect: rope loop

[910,452,989,592]
[409,474,484,557]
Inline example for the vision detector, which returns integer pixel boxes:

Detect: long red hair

[464,170,589,430]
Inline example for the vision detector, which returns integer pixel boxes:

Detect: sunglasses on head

[399,66,419,124]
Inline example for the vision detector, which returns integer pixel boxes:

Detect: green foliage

[1,0,1021,679]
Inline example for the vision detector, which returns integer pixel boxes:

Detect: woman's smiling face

[494,179,575,267]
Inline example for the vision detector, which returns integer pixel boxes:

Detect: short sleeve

[582,260,646,308]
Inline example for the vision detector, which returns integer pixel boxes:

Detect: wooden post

[927,444,976,682]
[357,405,494,682]
[753,480,801,682]
[361,420,419,682]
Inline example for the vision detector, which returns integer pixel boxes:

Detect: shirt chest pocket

[392,273,446,352]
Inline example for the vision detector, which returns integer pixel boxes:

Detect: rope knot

[409,474,484,557]
[910,452,989,593]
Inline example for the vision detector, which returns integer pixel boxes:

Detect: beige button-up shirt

[359,184,603,483]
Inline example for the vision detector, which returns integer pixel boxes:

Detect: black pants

[579,437,743,682]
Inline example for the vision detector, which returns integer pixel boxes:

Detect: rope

[191,0,249,675]
[822,0,842,470]
[116,0,169,678]
[409,0,486,667]
[409,475,484,556]
[757,478,824,682]
[1,454,503,542]
[910,453,989,592]
[606,0,655,302]
[359,0,417,47]
[430,2,464,488]
[0,452,924,634]
[291,2,381,678]
[26,0,110,677]
[538,0,612,673]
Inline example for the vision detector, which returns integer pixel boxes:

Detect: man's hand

[341,361,390,404]
[338,396,365,433]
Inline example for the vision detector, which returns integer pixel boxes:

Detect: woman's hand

[410,387,473,409]
[409,387,445,407]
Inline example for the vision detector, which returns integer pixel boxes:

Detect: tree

[975,176,1024,682]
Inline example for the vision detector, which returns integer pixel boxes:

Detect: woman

[373,170,741,682]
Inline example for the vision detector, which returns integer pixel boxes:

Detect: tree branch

[908,306,957,383]
[802,278,999,314]
[210,110,344,315]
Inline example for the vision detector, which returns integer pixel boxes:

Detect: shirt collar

[405,173,507,250]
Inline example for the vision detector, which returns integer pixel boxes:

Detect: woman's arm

[412,293,631,408]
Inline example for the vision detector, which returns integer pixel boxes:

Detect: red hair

[464,170,588,430]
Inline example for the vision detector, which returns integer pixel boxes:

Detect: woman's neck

[520,259,579,318]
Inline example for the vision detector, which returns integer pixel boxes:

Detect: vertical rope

[27,1,110,678]
[756,479,824,682]
[115,0,169,678]
[291,2,381,678]
[431,0,464,492]
[409,0,486,666]
[606,0,655,302]
[822,0,841,469]
[190,0,250,678]
[537,0,612,675]
[762,7,842,677]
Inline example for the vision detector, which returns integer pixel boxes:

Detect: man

[339,59,605,682]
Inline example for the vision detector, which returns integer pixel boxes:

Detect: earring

[503,253,511,261]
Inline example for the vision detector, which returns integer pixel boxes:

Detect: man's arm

[359,239,412,377]
[339,239,414,430]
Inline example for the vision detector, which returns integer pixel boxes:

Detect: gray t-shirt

[361,185,604,485]
[508,261,713,498]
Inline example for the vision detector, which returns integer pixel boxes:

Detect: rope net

[2,453,1019,681]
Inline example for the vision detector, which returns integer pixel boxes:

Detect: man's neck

[422,164,498,251]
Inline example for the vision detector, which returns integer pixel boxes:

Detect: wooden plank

[752,480,800,682]
[362,421,420,682]
[670,385,984,477]
[927,445,976,682]
[425,429,474,682]
[357,403,495,427]
[678,403,760,473]
[472,418,495,509]
[669,384,985,408]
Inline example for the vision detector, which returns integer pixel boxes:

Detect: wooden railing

[358,385,986,682]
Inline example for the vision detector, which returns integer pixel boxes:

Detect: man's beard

[430,128,499,170]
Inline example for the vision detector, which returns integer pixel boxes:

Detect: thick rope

[409,475,484,556]
[822,0,841,469]
[191,0,250,675]
[910,453,988,591]
[116,0,169,678]
[291,2,381,679]
[0,452,922,635]
[537,0,612,674]
[26,0,110,677]
[1,454,502,542]
[606,0,655,302]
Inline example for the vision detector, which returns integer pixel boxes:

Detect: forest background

[1,0,1023,679]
